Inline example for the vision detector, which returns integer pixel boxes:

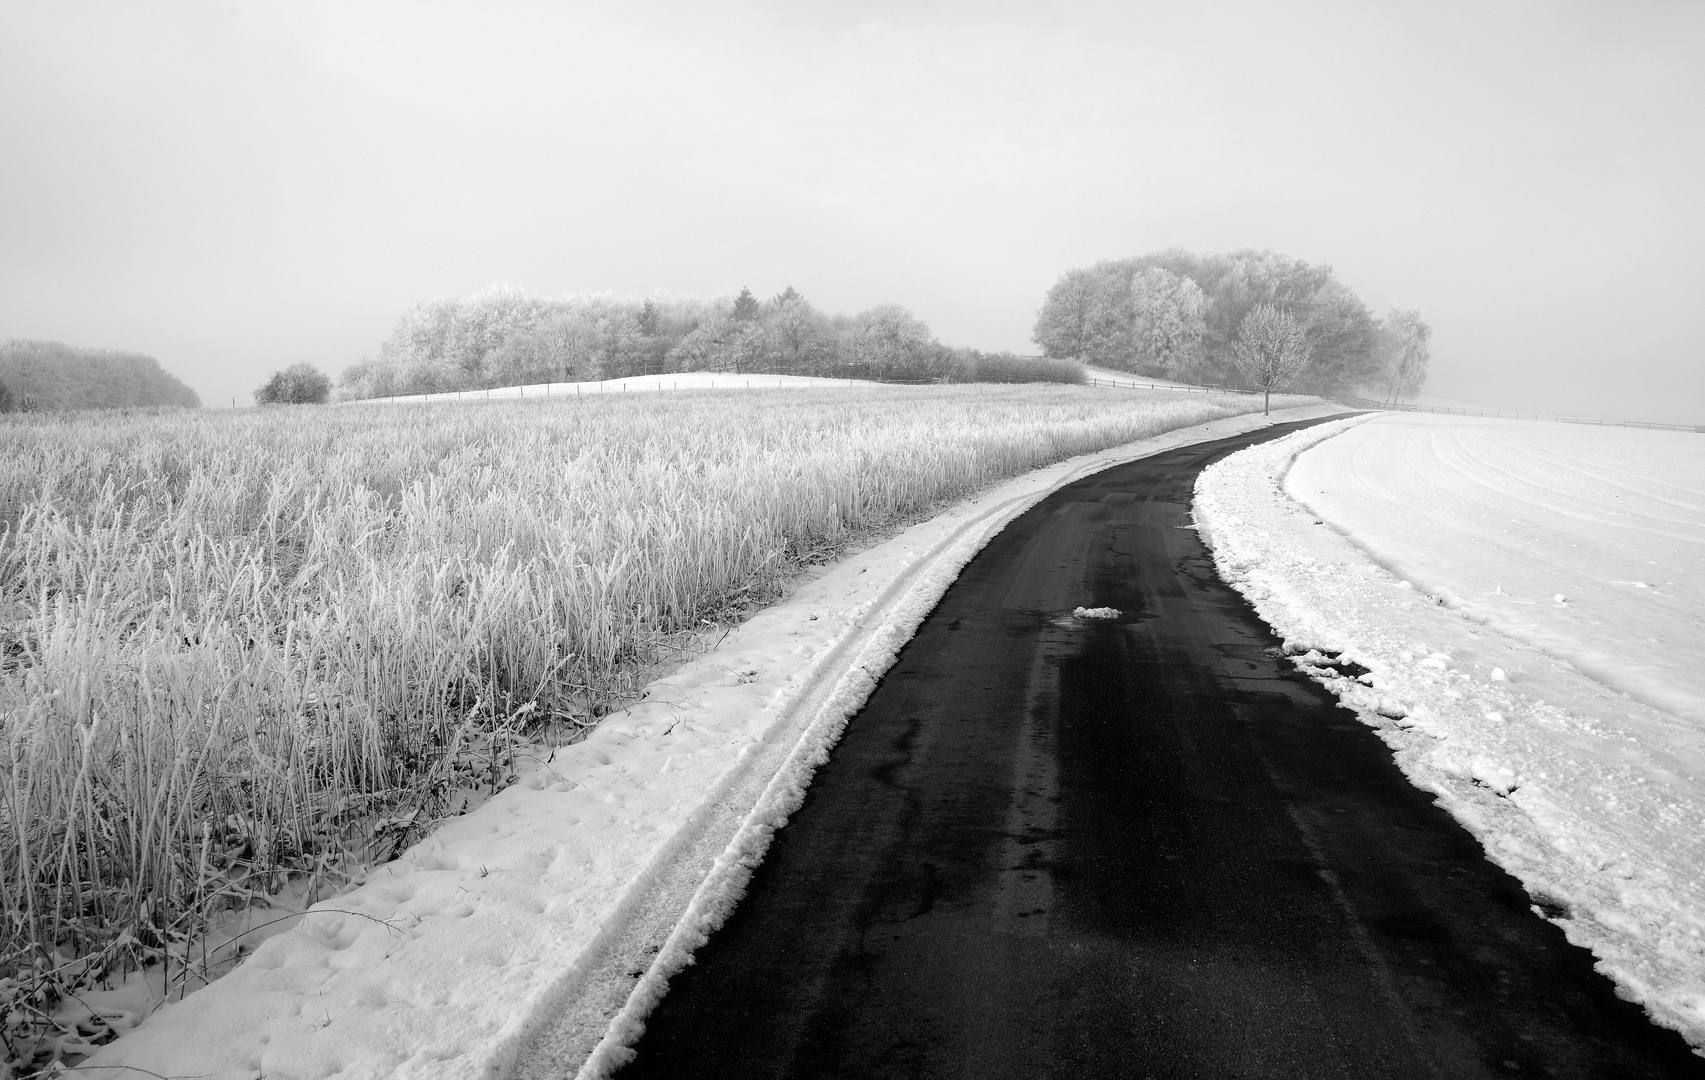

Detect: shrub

[956,350,1085,384]
[255,362,333,405]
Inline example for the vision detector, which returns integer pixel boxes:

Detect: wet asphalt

[612,417,1705,1080]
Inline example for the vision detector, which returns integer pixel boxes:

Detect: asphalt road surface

[614,417,1705,1080]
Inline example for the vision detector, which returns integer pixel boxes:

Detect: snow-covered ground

[362,368,1271,406]
[76,404,1344,1080]
[1290,414,1705,725]
[1080,365,1249,395]
[357,371,882,405]
[1195,413,1705,1053]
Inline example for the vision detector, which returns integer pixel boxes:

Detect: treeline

[340,286,1080,400]
[1033,249,1430,399]
[0,340,201,413]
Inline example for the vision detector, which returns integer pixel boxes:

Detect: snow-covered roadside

[76,404,1345,1080]
[1194,417,1705,1053]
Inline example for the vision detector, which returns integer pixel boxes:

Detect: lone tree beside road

[255,362,332,405]
[1232,304,1311,415]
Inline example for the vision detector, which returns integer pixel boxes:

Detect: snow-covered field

[358,371,882,404]
[1196,413,1705,1052]
[1290,414,1705,725]
[1080,365,1244,394]
[365,368,1281,406]
[74,405,1344,1080]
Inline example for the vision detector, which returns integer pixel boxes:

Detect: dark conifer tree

[731,287,760,322]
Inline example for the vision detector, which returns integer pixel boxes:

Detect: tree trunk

[1263,387,1270,416]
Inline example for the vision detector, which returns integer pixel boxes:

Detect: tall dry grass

[0,384,1290,1068]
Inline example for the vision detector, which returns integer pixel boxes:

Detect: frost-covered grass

[0,384,1298,1074]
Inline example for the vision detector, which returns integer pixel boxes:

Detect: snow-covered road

[1196,414,1705,1053]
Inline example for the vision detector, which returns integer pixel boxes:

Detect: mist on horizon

[2,1,1702,423]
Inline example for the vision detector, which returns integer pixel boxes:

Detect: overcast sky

[3,1,1702,421]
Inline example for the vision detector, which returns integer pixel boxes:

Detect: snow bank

[1195,416,1705,1053]
[78,406,1344,1080]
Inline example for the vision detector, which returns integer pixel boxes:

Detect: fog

[3,1,1701,422]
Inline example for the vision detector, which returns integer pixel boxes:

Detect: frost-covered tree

[254,362,332,405]
[761,292,831,374]
[845,304,934,380]
[636,298,661,338]
[668,313,762,373]
[1032,264,1136,369]
[0,339,200,410]
[1288,280,1381,396]
[1035,249,1386,391]
[587,313,647,379]
[485,309,593,385]
[731,287,761,322]
[1379,306,1432,403]
[1129,267,1210,379]
[1232,304,1312,415]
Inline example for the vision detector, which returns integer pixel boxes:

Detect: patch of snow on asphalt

[1072,606,1121,619]
[1195,414,1705,1054]
[78,405,1345,1080]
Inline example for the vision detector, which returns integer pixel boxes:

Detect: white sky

[3,1,1702,422]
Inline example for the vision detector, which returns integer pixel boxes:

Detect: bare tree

[1232,304,1311,415]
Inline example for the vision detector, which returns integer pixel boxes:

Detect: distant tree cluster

[0,339,200,412]
[339,285,1081,400]
[1032,249,1431,399]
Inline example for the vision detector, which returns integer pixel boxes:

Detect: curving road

[611,418,1705,1080]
